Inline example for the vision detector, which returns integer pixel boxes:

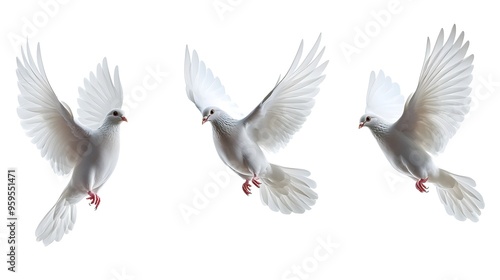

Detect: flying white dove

[359,25,484,222]
[185,35,328,214]
[17,43,127,245]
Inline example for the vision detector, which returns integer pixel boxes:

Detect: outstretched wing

[184,46,240,118]
[242,34,328,153]
[394,25,474,154]
[364,70,405,123]
[17,43,90,175]
[77,58,123,130]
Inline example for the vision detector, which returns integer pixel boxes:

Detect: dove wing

[364,70,405,123]
[394,25,474,154]
[184,46,240,118]
[242,35,328,153]
[17,43,90,175]
[77,58,123,130]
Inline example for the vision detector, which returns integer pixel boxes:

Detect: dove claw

[251,176,261,188]
[415,178,429,193]
[243,176,262,196]
[242,180,252,196]
[86,191,101,210]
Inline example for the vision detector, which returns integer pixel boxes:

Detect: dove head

[202,107,223,125]
[104,109,128,125]
[359,114,378,129]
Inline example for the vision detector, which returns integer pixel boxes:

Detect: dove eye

[210,109,215,114]
[366,116,372,122]
[112,111,118,116]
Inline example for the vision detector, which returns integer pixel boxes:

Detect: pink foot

[415,178,429,193]
[242,175,262,196]
[86,191,101,210]
[251,176,262,188]
[242,180,252,196]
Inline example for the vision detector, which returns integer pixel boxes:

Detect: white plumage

[359,25,484,222]
[17,43,127,245]
[185,35,328,214]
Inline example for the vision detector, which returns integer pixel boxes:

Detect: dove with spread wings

[17,43,127,245]
[359,26,484,221]
[185,35,328,214]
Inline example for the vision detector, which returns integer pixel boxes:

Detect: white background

[1,1,499,279]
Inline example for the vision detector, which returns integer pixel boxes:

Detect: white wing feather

[184,46,241,118]
[365,70,404,123]
[243,34,328,152]
[77,58,123,130]
[395,25,474,154]
[17,43,90,175]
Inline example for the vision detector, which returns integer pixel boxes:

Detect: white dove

[359,25,484,222]
[185,35,328,214]
[17,43,127,245]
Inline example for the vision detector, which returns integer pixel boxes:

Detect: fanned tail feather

[435,169,484,222]
[260,164,317,214]
[35,197,77,246]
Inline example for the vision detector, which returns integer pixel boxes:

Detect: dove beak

[202,115,209,125]
[121,116,128,122]
[358,122,364,129]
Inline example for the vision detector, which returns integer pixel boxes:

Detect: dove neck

[211,116,236,136]
[369,121,391,140]
[98,122,121,136]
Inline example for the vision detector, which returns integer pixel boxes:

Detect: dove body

[363,117,437,181]
[206,108,269,180]
[64,114,122,203]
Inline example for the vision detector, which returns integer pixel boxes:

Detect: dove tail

[259,164,317,214]
[35,196,77,246]
[433,169,484,222]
